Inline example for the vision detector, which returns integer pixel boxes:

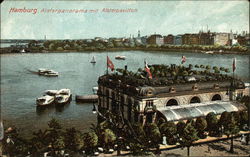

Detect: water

[0,51,249,136]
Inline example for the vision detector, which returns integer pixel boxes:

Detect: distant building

[147,34,164,46]
[182,33,199,45]
[213,33,230,46]
[182,34,199,45]
[173,35,182,45]
[198,31,214,45]
[164,34,174,45]
[237,35,248,46]
[141,36,148,45]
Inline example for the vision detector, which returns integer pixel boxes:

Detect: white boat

[38,69,59,77]
[55,89,72,105]
[20,49,26,53]
[44,90,59,96]
[90,56,96,63]
[36,95,55,106]
[115,55,126,60]
[205,51,214,54]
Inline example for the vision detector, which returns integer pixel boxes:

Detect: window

[146,100,154,107]
[166,99,178,106]
[190,96,201,103]
[211,94,222,101]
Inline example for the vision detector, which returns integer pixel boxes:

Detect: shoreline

[1,47,250,55]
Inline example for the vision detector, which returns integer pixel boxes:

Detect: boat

[115,55,126,60]
[36,95,55,106]
[44,90,59,96]
[205,51,214,54]
[90,56,96,63]
[55,89,72,105]
[20,49,26,53]
[38,69,59,77]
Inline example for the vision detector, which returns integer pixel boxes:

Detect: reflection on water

[0,51,249,135]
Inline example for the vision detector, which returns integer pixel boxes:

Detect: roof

[157,101,247,121]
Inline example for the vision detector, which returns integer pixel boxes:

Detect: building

[198,31,214,45]
[173,35,182,45]
[147,34,164,46]
[97,64,247,125]
[164,34,174,45]
[213,33,230,46]
[182,33,199,45]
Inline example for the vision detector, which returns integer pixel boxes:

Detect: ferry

[115,55,126,60]
[55,89,72,105]
[36,95,55,106]
[38,69,59,77]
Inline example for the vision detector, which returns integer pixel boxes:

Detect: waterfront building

[97,64,248,125]
[213,33,230,46]
[173,35,182,45]
[198,31,214,45]
[147,34,164,46]
[164,34,174,45]
[237,35,248,46]
[182,33,199,45]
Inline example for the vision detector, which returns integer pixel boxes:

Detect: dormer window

[169,87,176,93]
[192,84,198,91]
[214,84,220,89]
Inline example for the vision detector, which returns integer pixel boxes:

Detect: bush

[159,122,177,144]
[195,117,207,139]
[206,112,219,136]
[177,121,186,136]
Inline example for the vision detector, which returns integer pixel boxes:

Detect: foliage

[102,129,117,148]
[159,121,177,144]
[177,121,186,136]
[64,127,84,152]
[206,112,219,136]
[179,122,199,147]
[144,123,161,147]
[83,131,98,153]
[224,113,240,137]
[195,117,207,139]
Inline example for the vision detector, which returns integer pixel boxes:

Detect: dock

[75,94,98,103]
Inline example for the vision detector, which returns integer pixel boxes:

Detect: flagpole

[106,55,108,75]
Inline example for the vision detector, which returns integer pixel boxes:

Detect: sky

[1,0,249,39]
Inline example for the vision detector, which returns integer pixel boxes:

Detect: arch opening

[190,96,201,103]
[211,94,222,101]
[166,99,178,106]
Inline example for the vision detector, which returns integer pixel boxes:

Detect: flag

[232,58,236,72]
[144,60,152,79]
[107,56,114,71]
[181,55,186,64]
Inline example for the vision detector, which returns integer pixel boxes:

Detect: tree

[101,129,116,150]
[46,119,65,155]
[195,117,207,139]
[224,113,240,153]
[31,129,49,155]
[179,122,199,156]
[177,121,186,136]
[144,123,161,154]
[159,122,177,145]
[218,111,230,134]
[206,112,219,136]
[83,131,98,154]
[64,127,84,152]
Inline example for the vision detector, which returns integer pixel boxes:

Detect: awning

[157,101,247,122]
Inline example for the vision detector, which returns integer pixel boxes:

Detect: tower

[138,30,140,38]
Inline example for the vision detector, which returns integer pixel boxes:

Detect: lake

[0,51,249,136]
